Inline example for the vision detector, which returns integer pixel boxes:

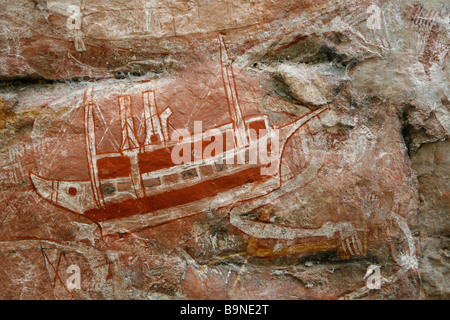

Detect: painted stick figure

[367,5,382,30]
[67,5,86,52]
[145,1,163,34]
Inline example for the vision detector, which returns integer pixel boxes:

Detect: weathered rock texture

[0,0,448,300]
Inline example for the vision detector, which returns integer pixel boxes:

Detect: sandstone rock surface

[0,0,448,300]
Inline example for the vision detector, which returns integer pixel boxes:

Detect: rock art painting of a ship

[30,36,335,234]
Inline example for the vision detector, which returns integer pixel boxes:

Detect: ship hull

[30,162,279,234]
[99,171,280,234]
[85,164,272,222]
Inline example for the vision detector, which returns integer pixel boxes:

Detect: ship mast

[84,88,105,208]
[118,95,140,151]
[142,90,164,151]
[219,35,248,148]
[118,94,145,198]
